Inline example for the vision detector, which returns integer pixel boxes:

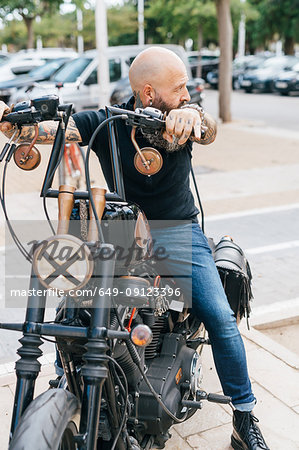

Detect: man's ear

[143,84,154,106]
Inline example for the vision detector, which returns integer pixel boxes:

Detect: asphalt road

[205,204,299,308]
[204,88,299,131]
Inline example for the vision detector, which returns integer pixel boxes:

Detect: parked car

[0,48,77,83]
[0,58,75,103]
[0,52,10,65]
[110,75,205,106]
[207,55,268,90]
[11,44,197,112]
[240,55,299,93]
[187,50,219,81]
[274,62,299,95]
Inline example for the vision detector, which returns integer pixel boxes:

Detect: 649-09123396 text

[9,286,182,298]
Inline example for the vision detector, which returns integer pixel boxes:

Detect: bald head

[129,47,188,109]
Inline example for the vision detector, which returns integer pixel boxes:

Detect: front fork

[10,243,116,450]
[10,265,46,439]
[78,244,116,450]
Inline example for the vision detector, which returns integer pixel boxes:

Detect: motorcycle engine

[133,333,202,443]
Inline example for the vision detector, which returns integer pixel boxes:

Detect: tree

[248,0,299,55]
[146,0,217,47]
[107,1,138,46]
[0,0,63,49]
[215,0,233,122]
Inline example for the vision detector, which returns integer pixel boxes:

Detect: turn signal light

[131,324,153,347]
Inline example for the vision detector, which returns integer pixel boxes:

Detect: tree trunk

[196,23,203,78]
[216,0,233,122]
[284,36,294,55]
[23,17,35,49]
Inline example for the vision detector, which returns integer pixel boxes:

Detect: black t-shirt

[73,97,199,222]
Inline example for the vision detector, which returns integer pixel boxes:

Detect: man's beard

[141,94,187,153]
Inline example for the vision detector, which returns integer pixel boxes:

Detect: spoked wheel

[9,389,80,450]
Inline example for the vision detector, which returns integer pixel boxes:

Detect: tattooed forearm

[2,117,81,144]
[65,117,82,142]
[199,112,217,145]
[133,90,143,108]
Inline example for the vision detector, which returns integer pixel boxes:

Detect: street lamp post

[138,0,145,46]
[77,8,84,55]
[95,0,110,108]
[237,0,246,57]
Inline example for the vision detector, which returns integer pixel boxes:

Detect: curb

[0,352,56,387]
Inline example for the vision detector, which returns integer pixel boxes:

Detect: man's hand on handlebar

[163,108,201,146]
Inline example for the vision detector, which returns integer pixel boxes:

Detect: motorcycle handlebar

[2,95,62,126]
[107,105,205,139]
[107,105,166,133]
[3,99,204,138]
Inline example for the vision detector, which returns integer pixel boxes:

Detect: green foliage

[107,1,138,46]
[247,0,299,52]
[0,0,62,20]
[145,0,218,47]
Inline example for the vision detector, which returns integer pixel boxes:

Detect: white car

[10,44,192,112]
[0,48,78,82]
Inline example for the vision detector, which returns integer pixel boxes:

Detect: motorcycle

[0,95,252,449]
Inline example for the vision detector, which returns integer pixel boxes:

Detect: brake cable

[84,114,127,243]
[0,130,33,261]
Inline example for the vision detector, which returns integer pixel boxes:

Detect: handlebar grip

[6,144,17,163]
[0,143,10,162]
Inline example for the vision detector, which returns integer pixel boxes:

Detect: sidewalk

[0,326,298,450]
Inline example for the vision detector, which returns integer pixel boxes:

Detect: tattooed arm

[0,101,82,144]
[199,112,217,145]
[1,117,82,144]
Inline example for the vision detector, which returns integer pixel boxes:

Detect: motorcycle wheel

[9,389,80,450]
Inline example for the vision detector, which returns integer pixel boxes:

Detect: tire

[244,88,252,93]
[9,389,80,450]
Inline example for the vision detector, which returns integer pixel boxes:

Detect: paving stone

[292,405,299,414]
[173,401,231,438]
[0,386,14,450]
[34,374,55,398]
[242,336,259,353]
[4,361,15,373]
[247,347,299,407]
[200,346,222,395]
[165,429,192,449]
[186,423,232,450]
[0,364,8,375]
[251,383,299,449]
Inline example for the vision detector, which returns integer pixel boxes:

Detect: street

[204,88,299,131]
[0,89,298,364]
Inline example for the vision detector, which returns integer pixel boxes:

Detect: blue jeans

[151,222,256,411]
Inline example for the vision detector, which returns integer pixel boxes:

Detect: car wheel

[244,88,252,93]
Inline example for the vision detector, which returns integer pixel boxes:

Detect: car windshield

[28,60,66,78]
[52,57,92,83]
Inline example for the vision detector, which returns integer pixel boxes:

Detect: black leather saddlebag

[210,236,253,325]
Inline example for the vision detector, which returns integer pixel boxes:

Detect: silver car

[10,44,193,111]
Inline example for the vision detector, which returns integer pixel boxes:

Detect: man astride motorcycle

[0,47,269,450]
